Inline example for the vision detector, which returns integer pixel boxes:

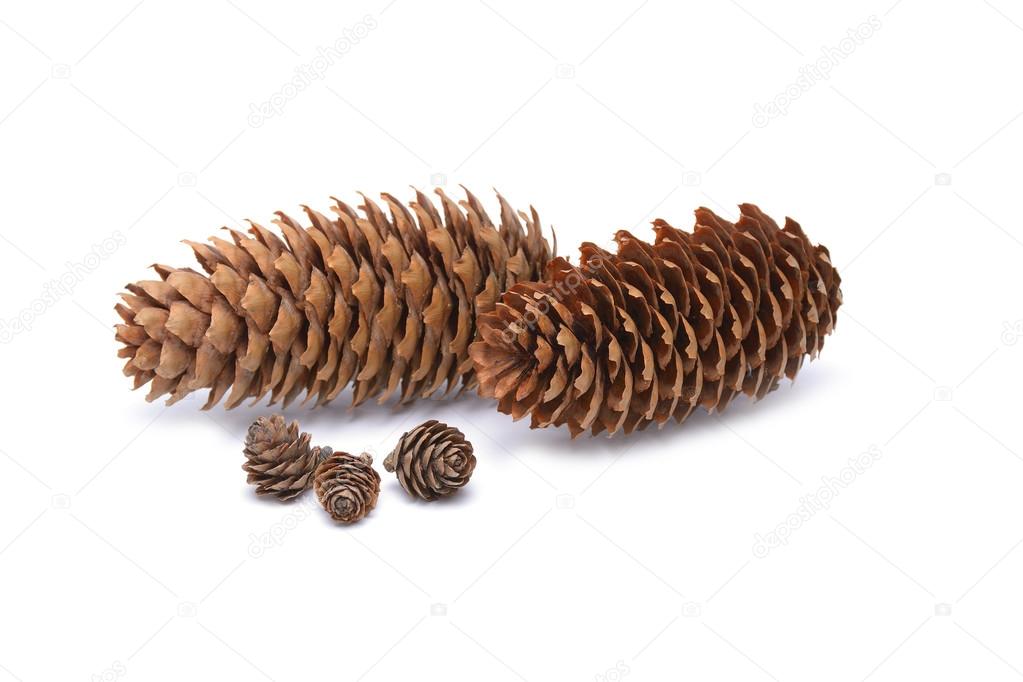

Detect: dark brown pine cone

[242,414,324,500]
[383,420,476,500]
[313,451,381,523]
[470,203,842,437]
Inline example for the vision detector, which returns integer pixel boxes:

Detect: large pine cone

[470,204,842,437]
[242,414,324,500]
[314,451,381,523]
[115,188,552,409]
[383,420,476,500]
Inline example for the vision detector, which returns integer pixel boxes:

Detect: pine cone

[115,188,552,409]
[470,204,842,437]
[242,414,323,500]
[383,420,476,500]
[314,451,381,523]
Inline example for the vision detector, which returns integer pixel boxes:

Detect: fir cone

[242,414,324,500]
[115,188,552,409]
[383,420,476,500]
[470,203,842,437]
[314,451,381,523]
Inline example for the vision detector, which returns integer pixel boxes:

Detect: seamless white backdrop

[1,1,1022,680]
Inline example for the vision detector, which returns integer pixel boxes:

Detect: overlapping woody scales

[469,204,843,438]
[114,188,553,409]
[242,414,326,501]
[314,451,380,524]
[384,419,476,500]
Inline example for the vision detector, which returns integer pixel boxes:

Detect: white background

[1,1,1022,680]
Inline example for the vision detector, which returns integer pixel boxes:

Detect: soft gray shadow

[124,361,840,459]
[384,480,478,508]
[449,361,840,456]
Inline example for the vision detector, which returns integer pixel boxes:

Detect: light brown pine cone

[114,188,552,410]
[313,451,381,523]
[470,203,842,437]
[242,414,324,500]
[383,420,476,500]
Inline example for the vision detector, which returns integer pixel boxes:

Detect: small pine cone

[314,451,381,523]
[114,188,552,410]
[383,420,476,500]
[242,414,323,500]
[470,203,843,437]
